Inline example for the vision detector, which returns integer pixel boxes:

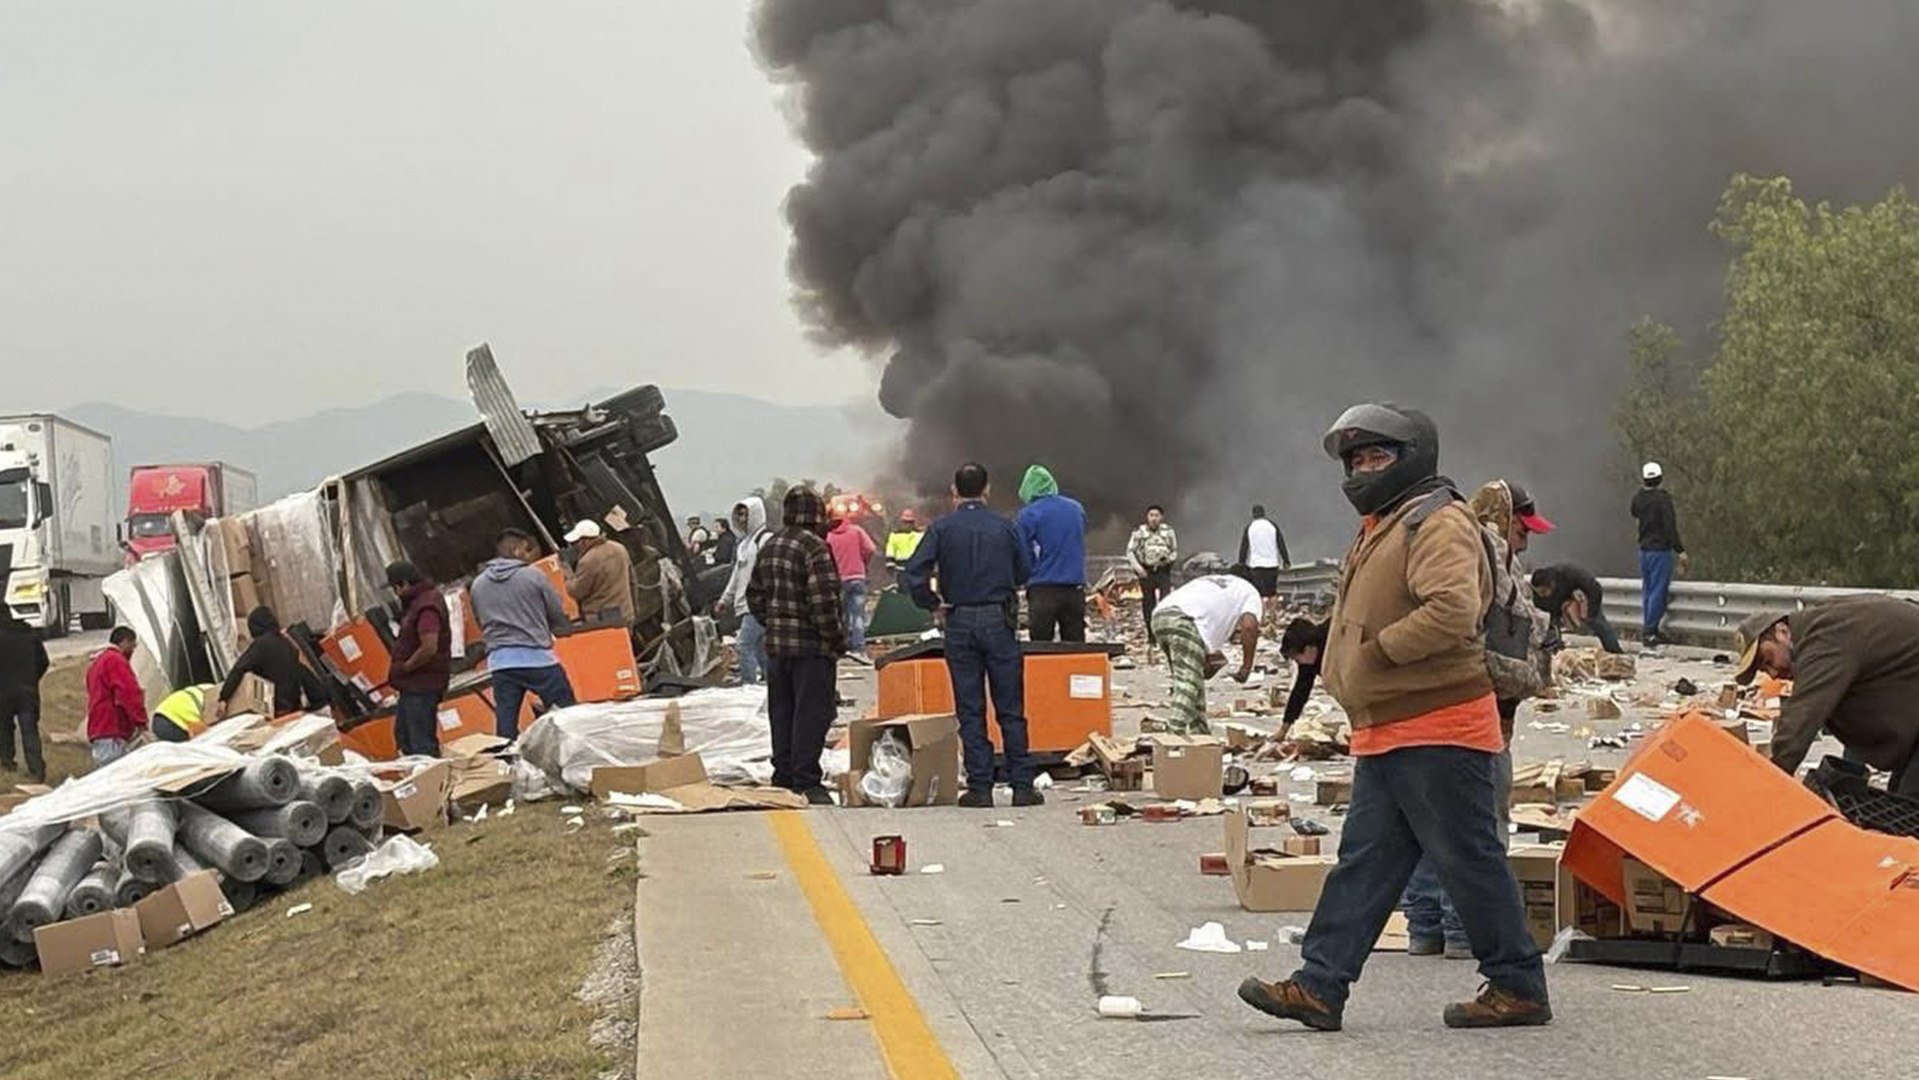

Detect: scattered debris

[1097,995,1144,1019]
[1175,922,1243,954]
[1152,971,1191,980]
[919,864,945,875]
[285,903,313,918]
[824,1007,871,1021]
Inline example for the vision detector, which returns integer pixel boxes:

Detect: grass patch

[18,656,93,785]
[0,802,635,1079]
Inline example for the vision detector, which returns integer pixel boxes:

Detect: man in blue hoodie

[1016,464,1088,643]
[471,528,577,739]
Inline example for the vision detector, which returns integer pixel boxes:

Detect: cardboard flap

[1224,810,1252,893]
[1564,712,1835,899]
[657,702,686,757]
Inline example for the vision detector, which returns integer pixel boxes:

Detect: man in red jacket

[86,626,146,765]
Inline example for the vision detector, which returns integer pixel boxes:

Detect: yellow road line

[768,813,959,1080]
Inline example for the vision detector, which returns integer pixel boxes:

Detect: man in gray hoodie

[471,527,577,739]
[716,496,771,685]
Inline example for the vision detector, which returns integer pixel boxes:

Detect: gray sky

[0,2,868,423]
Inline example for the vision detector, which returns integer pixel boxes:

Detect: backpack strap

[1402,487,1465,531]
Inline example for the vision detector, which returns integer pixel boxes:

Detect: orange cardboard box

[874,647,1113,754]
[555,625,643,703]
[321,616,394,698]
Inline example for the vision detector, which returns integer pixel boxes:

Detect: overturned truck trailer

[110,345,725,698]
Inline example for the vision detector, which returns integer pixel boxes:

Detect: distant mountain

[64,387,901,524]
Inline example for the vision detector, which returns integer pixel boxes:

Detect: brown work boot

[1443,983,1553,1029]
[1236,977,1342,1031]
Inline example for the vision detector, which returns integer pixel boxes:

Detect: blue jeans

[1404,747,1514,947]
[1639,548,1675,638]
[1292,745,1547,1011]
[943,605,1033,790]
[735,613,768,685]
[842,580,869,652]
[490,664,577,740]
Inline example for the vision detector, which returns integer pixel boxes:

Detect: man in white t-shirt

[1239,505,1292,600]
[1149,574,1264,734]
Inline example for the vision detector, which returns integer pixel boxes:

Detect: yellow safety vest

[885,531,923,561]
[154,684,214,738]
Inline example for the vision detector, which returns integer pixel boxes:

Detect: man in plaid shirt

[747,485,847,804]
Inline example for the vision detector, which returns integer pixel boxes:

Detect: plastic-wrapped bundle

[322,826,374,870]
[0,823,62,886]
[114,865,157,908]
[176,804,270,883]
[102,799,182,883]
[348,781,382,831]
[297,773,355,824]
[65,860,118,918]
[192,756,300,813]
[9,828,104,941]
[262,839,302,887]
[225,801,327,848]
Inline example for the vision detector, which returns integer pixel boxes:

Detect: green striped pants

[1150,608,1210,735]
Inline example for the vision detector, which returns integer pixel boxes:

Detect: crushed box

[843,714,961,808]
[1621,856,1690,934]
[1149,734,1224,801]
[134,870,232,948]
[35,909,144,977]
[590,753,710,800]
[1508,844,1565,950]
[1223,809,1336,912]
[379,761,451,831]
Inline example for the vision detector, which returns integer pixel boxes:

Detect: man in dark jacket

[1277,617,1327,733]
[0,614,49,781]
[1015,464,1088,643]
[1630,462,1686,646]
[904,462,1041,809]
[387,561,452,757]
[747,486,846,804]
[1531,564,1624,654]
[1736,598,1919,792]
[215,606,333,720]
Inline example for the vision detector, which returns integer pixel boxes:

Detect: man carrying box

[471,529,577,740]
[1150,574,1262,735]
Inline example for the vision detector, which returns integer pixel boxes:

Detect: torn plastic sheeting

[334,834,440,894]
[338,479,407,623]
[518,686,773,792]
[0,741,252,832]
[102,552,205,698]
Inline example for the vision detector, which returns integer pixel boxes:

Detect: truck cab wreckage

[104,345,726,745]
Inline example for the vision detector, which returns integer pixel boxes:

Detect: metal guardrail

[1090,552,1919,650]
[1596,577,1919,649]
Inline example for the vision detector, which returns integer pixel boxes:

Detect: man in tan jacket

[1239,403,1550,1032]
[564,519,635,626]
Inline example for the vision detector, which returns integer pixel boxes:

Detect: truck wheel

[601,384,665,421]
[45,586,69,639]
[633,414,678,454]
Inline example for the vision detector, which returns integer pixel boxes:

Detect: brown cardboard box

[1282,836,1322,857]
[1243,800,1291,828]
[229,573,262,623]
[1315,776,1354,806]
[1581,768,1618,793]
[1709,923,1775,951]
[1509,844,1563,950]
[379,761,451,831]
[1620,857,1689,934]
[1149,735,1224,801]
[134,870,232,949]
[219,517,254,579]
[35,909,144,976]
[1560,875,1625,940]
[1088,732,1146,792]
[843,714,961,808]
[590,753,709,800]
[207,673,274,722]
[1223,810,1337,912]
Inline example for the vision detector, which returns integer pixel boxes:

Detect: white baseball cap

[563,519,603,542]
[1641,461,1663,481]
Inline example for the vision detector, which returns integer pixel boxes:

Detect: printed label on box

[351,673,373,691]
[1069,674,1104,699]
[90,948,120,967]
[395,782,418,799]
[339,636,363,661]
[1612,773,1682,823]
[438,709,461,731]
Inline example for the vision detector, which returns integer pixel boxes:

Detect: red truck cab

[125,463,258,562]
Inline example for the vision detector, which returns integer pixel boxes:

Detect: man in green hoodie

[1015,465,1088,643]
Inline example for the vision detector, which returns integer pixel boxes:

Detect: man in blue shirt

[470,528,578,739]
[903,462,1041,809]
[1015,464,1088,643]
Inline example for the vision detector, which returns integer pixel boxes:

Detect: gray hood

[481,556,528,582]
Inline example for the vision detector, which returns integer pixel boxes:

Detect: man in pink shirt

[86,626,147,765]
[826,510,879,657]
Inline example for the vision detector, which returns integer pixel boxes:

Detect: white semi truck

[0,414,116,635]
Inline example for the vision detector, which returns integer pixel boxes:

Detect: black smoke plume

[755,0,1919,565]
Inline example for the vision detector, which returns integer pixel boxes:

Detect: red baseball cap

[1508,483,1555,534]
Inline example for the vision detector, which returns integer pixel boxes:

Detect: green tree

[1619,175,1919,585]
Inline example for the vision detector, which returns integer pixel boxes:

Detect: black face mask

[1326,404,1441,516]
